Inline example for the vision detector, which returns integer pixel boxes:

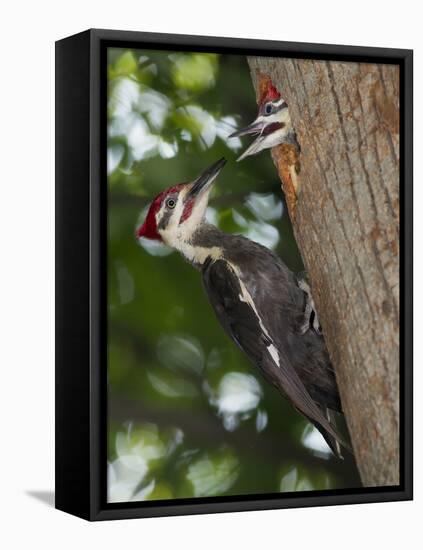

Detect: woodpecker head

[229,81,298,161]
[136,158,226,257]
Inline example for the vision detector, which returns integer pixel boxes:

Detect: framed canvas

[55,29,413,521]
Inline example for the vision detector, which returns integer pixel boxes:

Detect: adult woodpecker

[136,158,348,457]
[229,80,300,161]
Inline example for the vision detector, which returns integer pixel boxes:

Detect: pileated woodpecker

[136,158,348,457]
[229,81,300,161]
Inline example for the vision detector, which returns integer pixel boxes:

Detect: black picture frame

[55,28,413,521]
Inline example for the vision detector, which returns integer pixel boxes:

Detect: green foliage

[107,47,360,503]
[171,53,219,92]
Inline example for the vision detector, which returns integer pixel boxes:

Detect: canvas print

[106,47,399,503]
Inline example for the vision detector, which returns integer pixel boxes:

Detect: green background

[107,47,360,503]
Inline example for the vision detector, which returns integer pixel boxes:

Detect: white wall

[0,1,420,548]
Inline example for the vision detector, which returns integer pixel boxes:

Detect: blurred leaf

[147,482,173,500]
[147,369,199,399]
[280,467,298,492]
[185,447,239,497]
[171,53,218,92]
[115,51,138,76]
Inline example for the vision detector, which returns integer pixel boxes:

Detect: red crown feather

[259,77,281,105]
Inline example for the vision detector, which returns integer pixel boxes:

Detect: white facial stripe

[237,103,294,161]
[272,98,284,108]
[157,191,185,242]
[237,124,291,161]
[261,108,290,127]
[264,125,291,146]
[157,186,217,265]
[179,188,210,235]
[252,107,290,134]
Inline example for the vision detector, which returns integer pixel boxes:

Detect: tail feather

[313,408,353,459]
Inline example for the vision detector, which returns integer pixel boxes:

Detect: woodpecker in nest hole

[229,81,300,161]
[136,158,349,458]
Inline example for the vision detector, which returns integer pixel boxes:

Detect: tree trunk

[247,57,400,487]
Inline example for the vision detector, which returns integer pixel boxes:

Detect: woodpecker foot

[297,276,322,335]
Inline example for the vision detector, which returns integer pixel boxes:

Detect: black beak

[228,119,263,138]
[188,158,227,199]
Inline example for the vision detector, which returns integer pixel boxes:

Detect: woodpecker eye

[265,103,273,115]
[166,198,176,209]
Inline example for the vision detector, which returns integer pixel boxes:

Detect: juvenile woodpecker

[136,158,348,457]
[229,81,300,161]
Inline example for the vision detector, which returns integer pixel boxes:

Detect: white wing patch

[267,343,280,367]
[229,262,281,368]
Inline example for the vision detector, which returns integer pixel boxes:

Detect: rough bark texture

[248,57,399,487]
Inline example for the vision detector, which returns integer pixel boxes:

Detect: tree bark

[247,57,400,487]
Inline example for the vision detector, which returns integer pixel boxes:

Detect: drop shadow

[26,490,55,508]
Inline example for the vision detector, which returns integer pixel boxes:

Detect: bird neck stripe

[262,122,285,136]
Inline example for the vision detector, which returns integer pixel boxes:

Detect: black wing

[226,238,341,413]
[202,258,348,455]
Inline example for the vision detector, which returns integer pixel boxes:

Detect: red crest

[136,191,165,240]
[260,82,281,104]
[258,76,281,105]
